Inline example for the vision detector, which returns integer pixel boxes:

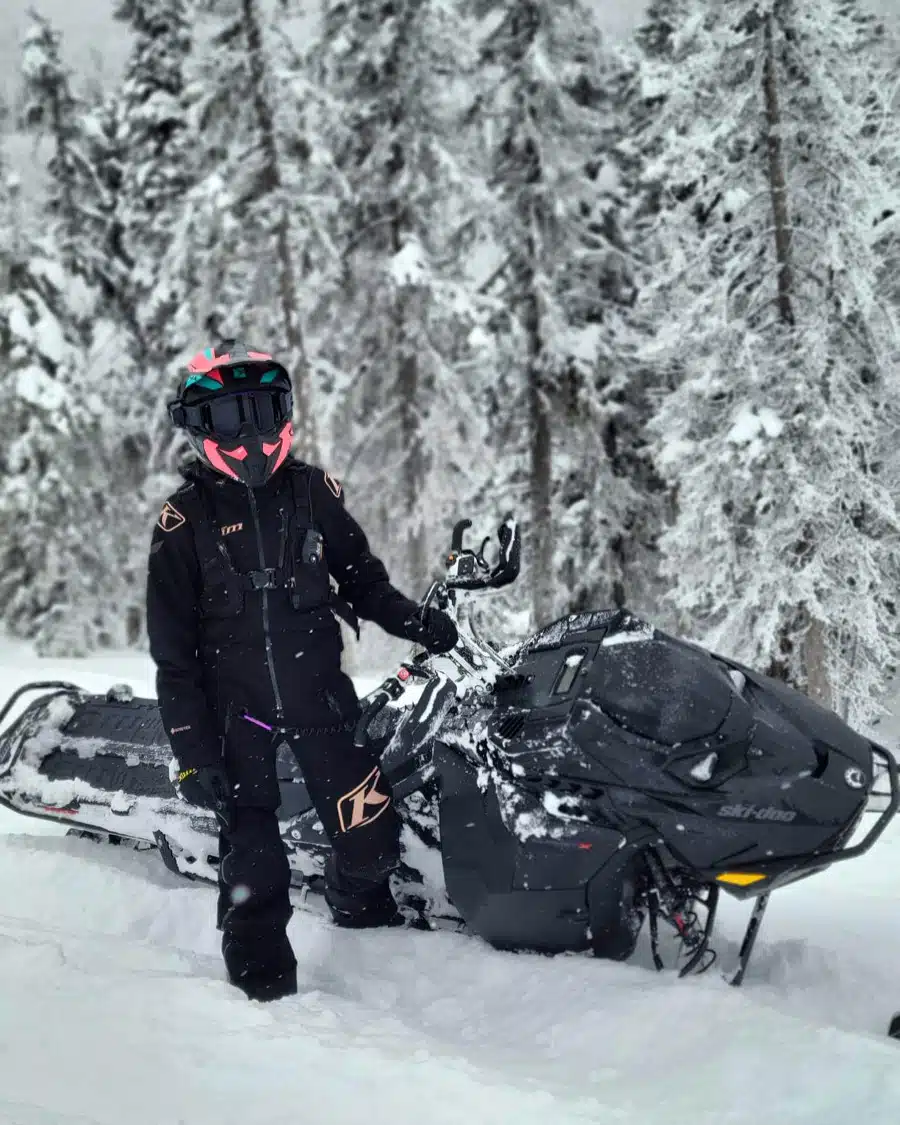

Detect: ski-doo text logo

[337,766,391,832]
[220,523,243,537]
[718,803,797,823]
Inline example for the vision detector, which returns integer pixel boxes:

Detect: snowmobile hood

[488,610,877,874]
[503,610,741,746]
[498,610,874,785]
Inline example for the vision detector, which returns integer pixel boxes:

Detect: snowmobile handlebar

[352,666,416,748]
[450,520,472,553]
[442,515,520,593]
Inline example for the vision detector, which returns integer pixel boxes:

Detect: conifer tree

[16,14,152,651]
[638,0,900,721]
[168,0,321,460]
[465,0,642,626]
[108,0,199,621]
[314,0,492,596]
[113,0,195,362]
[0,149,107,651]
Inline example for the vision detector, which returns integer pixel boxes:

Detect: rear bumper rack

[0,682,82,779]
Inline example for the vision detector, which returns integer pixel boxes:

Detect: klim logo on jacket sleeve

[157,502,186,533]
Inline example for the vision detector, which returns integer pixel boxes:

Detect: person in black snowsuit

[146,342,458,1002]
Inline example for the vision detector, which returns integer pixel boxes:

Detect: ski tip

[888,1013,900,1040]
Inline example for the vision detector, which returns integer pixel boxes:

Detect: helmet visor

[183,389,292,438]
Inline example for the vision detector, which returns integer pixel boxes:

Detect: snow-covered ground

[1,641,899,1125]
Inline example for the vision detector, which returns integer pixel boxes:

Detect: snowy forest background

[1,0,900,728]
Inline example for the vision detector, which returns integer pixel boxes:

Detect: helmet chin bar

[202,437,241,480]
[200,421,294,487]
[263,422,294,475]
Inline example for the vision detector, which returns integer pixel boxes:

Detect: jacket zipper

[247,487,284,722]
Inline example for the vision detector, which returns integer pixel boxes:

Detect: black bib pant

[216,717,400,990]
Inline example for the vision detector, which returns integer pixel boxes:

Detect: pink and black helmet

[168,341,295,488]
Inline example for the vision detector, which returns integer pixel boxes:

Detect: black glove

[175,764,234,832]
[405,607,459,655]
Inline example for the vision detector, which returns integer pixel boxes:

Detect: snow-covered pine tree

[597,0,701,628]
[466,0,645,628]
[313,0,493,600]
[19,13,141,347]
[113,0,195,363]
[16,14,155,651]
[167,0,321,460]
[101,0,201,640]
[551,41,663,620]
[0,143,114,653]
[639,0,900,723]
[18,15,82,274]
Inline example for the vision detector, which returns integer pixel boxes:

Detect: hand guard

[174,764,234,832]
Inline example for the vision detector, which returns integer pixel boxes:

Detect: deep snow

[0,641,899,1125]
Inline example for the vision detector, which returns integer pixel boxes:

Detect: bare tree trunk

[804,615,832,710]
[392,218,426,589]
[49,91,76,263]
[762,11,796,328]
[242,0,319,462]
[763,10,832,704]
[523,254,553,627]
[397,336,426,589]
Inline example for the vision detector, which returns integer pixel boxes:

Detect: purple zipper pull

[241,711,274,732]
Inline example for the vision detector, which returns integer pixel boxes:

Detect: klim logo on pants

[337,767,391,832]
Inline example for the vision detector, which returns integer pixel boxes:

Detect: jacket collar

[180,457,298,498]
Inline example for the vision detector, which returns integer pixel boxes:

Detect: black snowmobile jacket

[146,458,422,772]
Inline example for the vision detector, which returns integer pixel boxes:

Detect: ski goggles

[169,388,293,437]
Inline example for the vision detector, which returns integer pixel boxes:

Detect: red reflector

[398,668,411,682]
[43,806,77,816]
[577,842,593,850]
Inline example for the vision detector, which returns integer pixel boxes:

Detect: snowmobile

[0,515,896,986]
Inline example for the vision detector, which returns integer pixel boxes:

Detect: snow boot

[227,969,298,1003]
[325,854,403,929]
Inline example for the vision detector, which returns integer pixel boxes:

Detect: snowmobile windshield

[183,389,292,438]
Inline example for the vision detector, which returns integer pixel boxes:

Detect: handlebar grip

[419,582,442,615]
[498,513,515,554]
[491,516,520,587]
[353,691,391,748]
[451,519,472,553]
